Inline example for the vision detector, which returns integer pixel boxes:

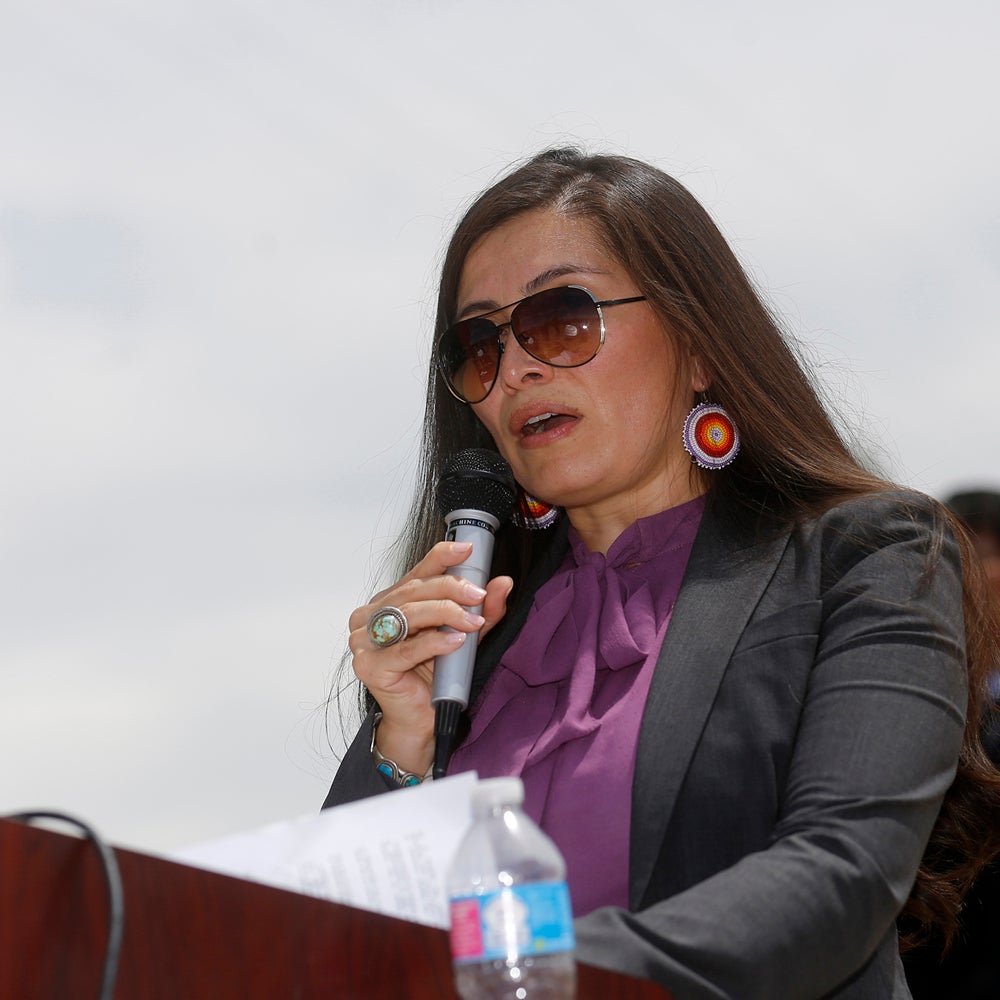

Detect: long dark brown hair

[390,147,1000,949]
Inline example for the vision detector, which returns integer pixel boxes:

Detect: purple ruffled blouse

[448,495,705,916]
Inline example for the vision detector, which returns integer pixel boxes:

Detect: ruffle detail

[456,496,705,765]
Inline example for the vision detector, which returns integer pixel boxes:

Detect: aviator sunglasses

[435,284,647,404]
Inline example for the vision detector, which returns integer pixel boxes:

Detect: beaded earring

[683,401,740,469]
[515,490,561,530]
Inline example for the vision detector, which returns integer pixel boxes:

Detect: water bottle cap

[471,776,524,810]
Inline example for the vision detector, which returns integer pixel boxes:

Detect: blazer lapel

[629,507,792,910]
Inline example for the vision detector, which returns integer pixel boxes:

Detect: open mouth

[520,412,576,437]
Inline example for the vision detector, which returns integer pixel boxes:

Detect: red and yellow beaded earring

[683,400,740,469]
[515,490,561,530]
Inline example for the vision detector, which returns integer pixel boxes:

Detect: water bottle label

[449,881,575,963]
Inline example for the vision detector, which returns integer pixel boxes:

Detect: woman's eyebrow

[456,264,605,321]
[522,264,603,295]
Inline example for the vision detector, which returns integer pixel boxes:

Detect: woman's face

[457,208,706,538]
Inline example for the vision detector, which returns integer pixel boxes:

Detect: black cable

[4,810,124,1000]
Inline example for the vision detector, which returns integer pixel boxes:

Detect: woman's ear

[690,356,711,394]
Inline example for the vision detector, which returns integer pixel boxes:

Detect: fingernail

[464,612,486,628]
[444,630,466,646]
[451,541,473,553]
[464,583,487,601]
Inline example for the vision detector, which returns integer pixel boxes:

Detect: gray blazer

[324,491,967,1000]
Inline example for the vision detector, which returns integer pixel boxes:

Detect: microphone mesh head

[437,449,516,523]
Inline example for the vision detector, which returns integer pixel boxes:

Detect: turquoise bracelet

[370,712,432,787]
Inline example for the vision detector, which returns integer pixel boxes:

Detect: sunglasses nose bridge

[499,304,542,363]
[495,314,536,371]
[494,317,522,365]
[493,324,556,397]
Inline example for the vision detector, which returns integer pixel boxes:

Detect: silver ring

[367,606,409,649]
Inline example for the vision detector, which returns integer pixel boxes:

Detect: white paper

[170,771,479,928]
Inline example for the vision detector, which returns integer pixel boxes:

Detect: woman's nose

[496,333,554,393]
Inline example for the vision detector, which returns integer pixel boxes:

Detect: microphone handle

[430,508,499,709]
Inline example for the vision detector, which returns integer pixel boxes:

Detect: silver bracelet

[370,712,432,787]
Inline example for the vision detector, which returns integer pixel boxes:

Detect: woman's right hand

[348,540,513,776]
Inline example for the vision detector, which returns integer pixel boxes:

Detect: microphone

[431,448,516,779]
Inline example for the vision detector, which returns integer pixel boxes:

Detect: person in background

[904,489,1000,999]
[324,149,1000,999]
[949,490,1000,758]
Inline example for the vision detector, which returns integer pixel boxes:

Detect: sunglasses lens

[437,286,604,403]
[438,317,500,403]
[512,286,601,367]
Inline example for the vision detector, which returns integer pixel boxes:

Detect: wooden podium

[0,818,671,999]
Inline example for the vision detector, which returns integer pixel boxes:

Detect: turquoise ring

[367,606,409,649]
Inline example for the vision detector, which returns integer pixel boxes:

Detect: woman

[324,149,1000,999]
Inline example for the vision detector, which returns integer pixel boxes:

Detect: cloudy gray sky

[2,1,998,854]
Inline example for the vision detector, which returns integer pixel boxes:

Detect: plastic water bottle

[447,777,576,999]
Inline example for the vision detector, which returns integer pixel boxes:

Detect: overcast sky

[2,0,998,855]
